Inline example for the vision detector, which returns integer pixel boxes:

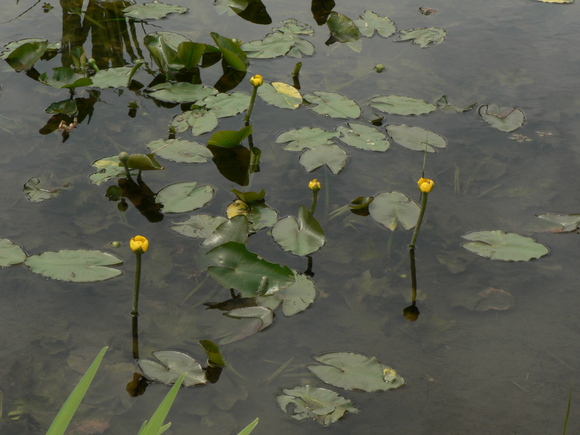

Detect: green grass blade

[564,385,572,435]
[237,417,259,435]
[46,346,108,435]
[139,372,186,435]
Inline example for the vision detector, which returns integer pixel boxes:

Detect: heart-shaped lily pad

[461,230,549,261]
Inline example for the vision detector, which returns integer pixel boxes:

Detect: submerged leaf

[218,306,274,344]
[475,288,515,311]
[309,352,405,392]
[461,230,549,261]
[23,177,70,203]
[277,385,358,426]
[0,239,26,267]
[123,1,188,20]
[536,213,580,233]
[396,27,446,47]
[25,250,123,282]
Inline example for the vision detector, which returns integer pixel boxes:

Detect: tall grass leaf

[139,372,187,435]
[238,417,259,435]
[46,346,108,435]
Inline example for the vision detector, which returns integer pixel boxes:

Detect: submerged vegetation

[0,0,577,432]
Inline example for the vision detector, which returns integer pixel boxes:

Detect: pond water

[1,0,580,434]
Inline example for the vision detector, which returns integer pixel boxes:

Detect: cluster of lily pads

[1,0,574,430]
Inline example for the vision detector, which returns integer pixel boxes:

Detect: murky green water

[1,0,580,434]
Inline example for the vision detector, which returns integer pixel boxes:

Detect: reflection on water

[1,0,580,433]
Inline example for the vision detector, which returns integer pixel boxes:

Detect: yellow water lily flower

[130,235,149,254]
[308,179,321,192]
[226,199,250,219]
[417,177,435,193]
[250,75,263,87]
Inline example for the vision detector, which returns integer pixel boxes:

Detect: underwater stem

[409,193,429,249]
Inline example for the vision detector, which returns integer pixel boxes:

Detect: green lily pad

[276,272,316,316]
[149,83,217,103]
[123,1,188,20]
[396,27,446,48]
[309,352,405,392]
[25,250,123,282]
[146,138,213,164]
[536,213,580,233]
[337,123,390,151]
[2,39,48,72]
[478,104,525,133]
[170,214,228,238]
[461,230,549,261]
[138,351,206,386]
[326,11,362,44]
[0,239,26,267]
[39,67,92,89]
[203,215,250,247]
[207,126,253,147]
[386,124,446,152]
[90,63,144,88]
[370,95,436,116]
[247,202,278,232]
[277,385,358,426]
[46,99,77,116]
[276,127,337,151]
[206,241,295,297]
[355,10,396,38]
[369,191,420,231]
[305,91,361,119]
[89,156,126,185]
[23,177,70,203]
[156,182,215,213]
[272,205,325,256]
[199,340,227,367]
[171,109,218,136]
[299,144,348,174]
[241,20,315,58]
[201,92,251,118]
[258,82,302,109]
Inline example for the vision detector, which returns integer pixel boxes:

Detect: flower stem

[409,193,429,249]
[244,85,259,124]
[310,190,318,215]
[131,253,142,316]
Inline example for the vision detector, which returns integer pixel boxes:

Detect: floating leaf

[144,31,194,74]
[276,272,316,316]
[309,352,405,392]
[138,351,206,386]
[305,91,361,119]
[276,127,337,151]
[211,32,249,71]
[534,0,573,3]
[123,1,188,20]
[90,63,144,88]
[199,340,226,367]
[386,124,446,152]
[326,11,362,44]
[461,230,549,261]
[277,385,358,426]
[536,213,580,233]
[23,177,70,203]
[89,156,126,185]
[149,83,217,103]
[39,67,92,89]
[201,92,251,118]
[272,205,325,256]
[206,241,295,297]
[2,39,48,72]
[475,288,515,311]
[258,82,302,109]
[241,21,315,58]
[247,202,278,232]
[0,239,26,267]
[299,144,348,174]
[170,215,227,238]
[355,10,396,38]
[146,138,213,164]
[337,123,390,151]
[156,182,215,213]
[478,104,525,132]
[202,215,250,247]
[397,27,446,48]
[370,95,436,116]
[369,191,420,231]
[46,99,77,116]
[25,250,123,282]
[171,109,218,136]
[207,126,253,147]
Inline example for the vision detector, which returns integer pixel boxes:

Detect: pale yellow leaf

[272,82,302,108]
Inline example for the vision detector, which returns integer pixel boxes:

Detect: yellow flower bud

[250,74,263,87]
[417,177,435,193]
[308,179,321,192]
[130,235,149,254]
[226,199,250,219]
